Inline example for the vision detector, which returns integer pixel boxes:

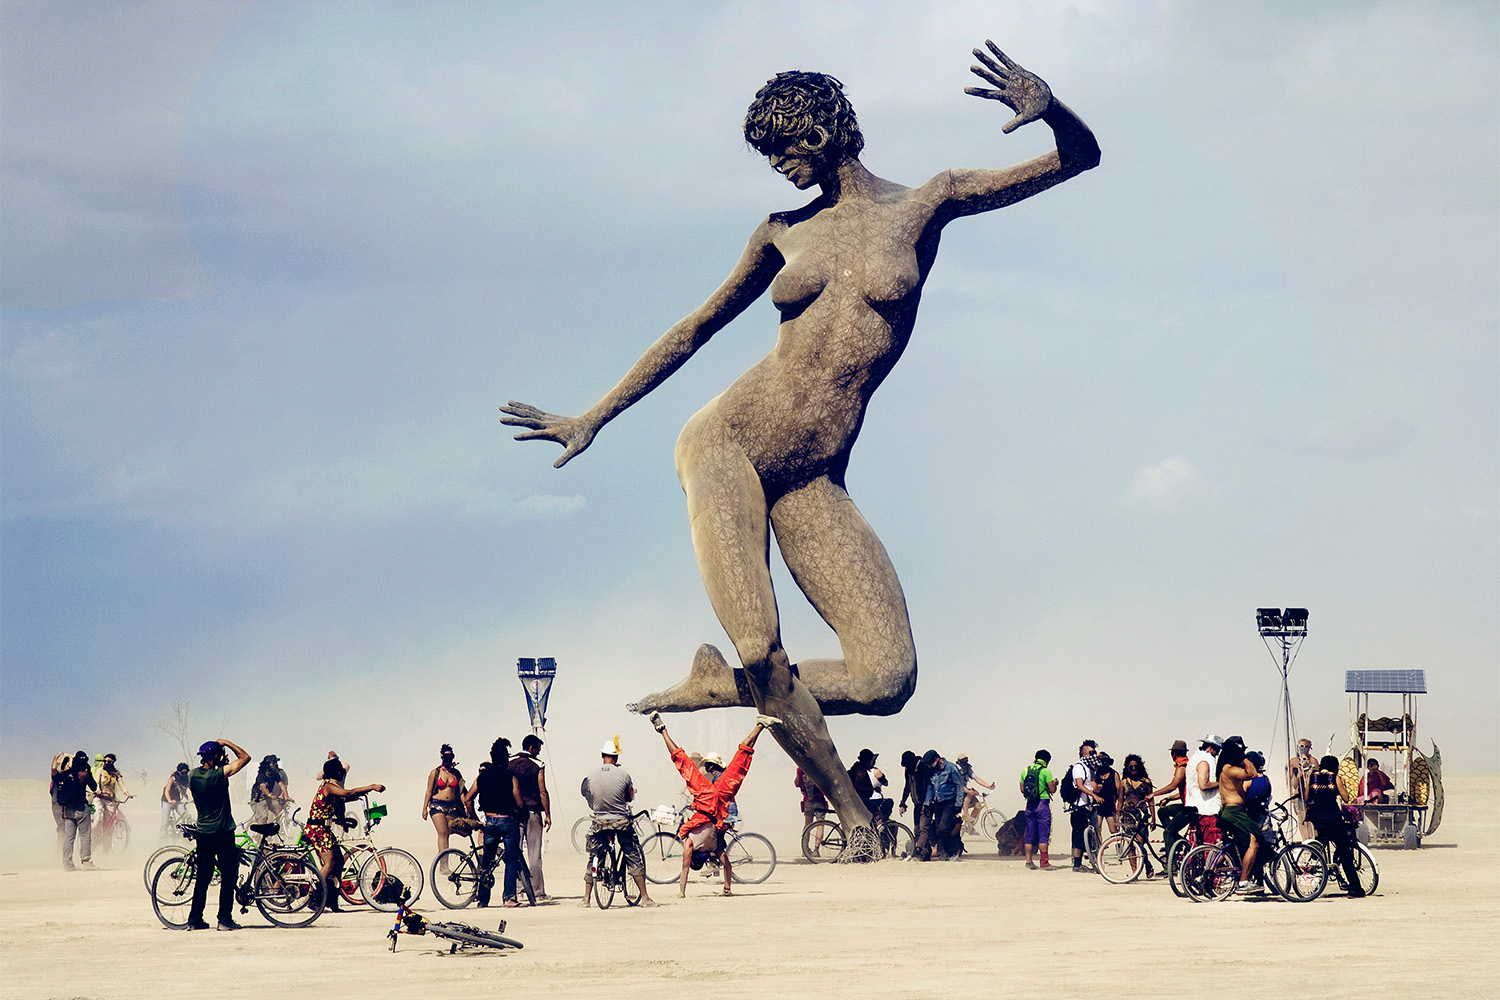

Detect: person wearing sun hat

[579,735,655,908]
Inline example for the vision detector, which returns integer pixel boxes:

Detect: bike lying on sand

[387,887,524,954]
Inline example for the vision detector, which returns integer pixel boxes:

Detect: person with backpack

[1019,750,1058,870]
[1065,740,1102,871]
[56,751,97,870]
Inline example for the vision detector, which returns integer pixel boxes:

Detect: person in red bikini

[421,744,468,860]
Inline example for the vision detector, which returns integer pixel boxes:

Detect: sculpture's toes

[630,644,746,713]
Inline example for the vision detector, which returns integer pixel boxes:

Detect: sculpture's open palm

[964,40,1052,134]
[500,401,598,468]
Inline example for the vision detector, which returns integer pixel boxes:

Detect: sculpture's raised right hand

[500,400,599,468]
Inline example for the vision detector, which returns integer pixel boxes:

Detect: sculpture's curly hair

[744,71,864,158]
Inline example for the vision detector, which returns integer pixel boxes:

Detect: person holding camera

[186,738,251,931]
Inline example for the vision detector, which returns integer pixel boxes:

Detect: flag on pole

[517,656,557,730]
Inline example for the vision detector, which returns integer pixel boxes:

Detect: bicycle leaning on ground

[387,887,524,954]
[149,822,326,929]
[639,812,778,886]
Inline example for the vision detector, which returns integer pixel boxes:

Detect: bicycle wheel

[1096,832,1147,884]
[254,850,326,927]
[360,848,425,911]
[338,845,374,905]
[726,832,776,884]
[1270,842,1328,902]
[429,849,480,909]
[623,863,642,906]
[978,808,1005,840]
[641,831,683,885]
[571,816,590,854]
[801,819,845,863]
[1348,842,1379,896]
[1196,845,1240,902]
[1082,823,1101,869]
[879,820,915,860]
[429,923,525,951]
[1166,839,1191,897]
[1180,844,1218,902]
[108,814,131,854]
[143,844,188,891]
[150,855,197,929]
[593,843,617,909]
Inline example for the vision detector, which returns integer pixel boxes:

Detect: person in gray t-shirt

[579,737,655,907]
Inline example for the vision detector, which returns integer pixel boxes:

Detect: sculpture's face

[765,133,832,189]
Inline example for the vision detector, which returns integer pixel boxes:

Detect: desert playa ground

[3,776,1497,1000]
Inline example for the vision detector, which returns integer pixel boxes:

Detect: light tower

[1256,607,1308,789]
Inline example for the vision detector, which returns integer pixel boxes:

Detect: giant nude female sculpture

[503,41,1098,833]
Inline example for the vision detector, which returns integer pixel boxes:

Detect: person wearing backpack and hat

[1019,750,1058,870]
[1183,734,1223,850]
[579,735,656,907]
[56,751,97,870]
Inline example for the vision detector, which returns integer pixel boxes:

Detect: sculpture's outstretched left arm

[931,40,1100,222]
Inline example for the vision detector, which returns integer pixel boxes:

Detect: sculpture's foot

[627,644,752,714]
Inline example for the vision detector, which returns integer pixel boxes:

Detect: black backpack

[1022,764,1042,801]
[372,874,406,905]
[1060,763,1082,805]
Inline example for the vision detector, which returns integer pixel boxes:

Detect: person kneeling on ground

[651,711,778,896]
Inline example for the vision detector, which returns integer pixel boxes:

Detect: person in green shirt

[1019,750,1059,870]
[187,738,250,931]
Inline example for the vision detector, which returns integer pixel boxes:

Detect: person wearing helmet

[579,735,655,907]
[651,712,779,896]
[186,738,251,931]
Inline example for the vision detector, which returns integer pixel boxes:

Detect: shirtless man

[1216,737,1260,892]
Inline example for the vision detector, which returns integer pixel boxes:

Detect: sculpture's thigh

[770,479,916,701]
[676,422,781,666]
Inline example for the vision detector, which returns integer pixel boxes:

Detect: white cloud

[1122,454,1211,511]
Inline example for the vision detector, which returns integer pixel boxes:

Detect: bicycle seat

[250,823,281,837]
[336,817,357,830]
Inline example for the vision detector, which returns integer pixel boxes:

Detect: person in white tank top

[1183,735,1223,819]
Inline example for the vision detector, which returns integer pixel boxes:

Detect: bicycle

[1314,830,1380,897]
[387,888,523,954]
[1097,823,1170,885]
[1181,799,1328,903]
[962,791,1007,840]
[149,822,326,929]
[573,807,661,854]
[430,816,535,909]
[318,795,396,907]
[800,812,914,863]
[94,795,132,854]
[143,826,257,892]
[640,813,778,885]
[587,821,644,908]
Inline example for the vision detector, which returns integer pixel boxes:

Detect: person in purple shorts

[1019,750,1059,869]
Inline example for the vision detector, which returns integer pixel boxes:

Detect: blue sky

[2,2,1495,804]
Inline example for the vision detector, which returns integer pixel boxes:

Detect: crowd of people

[49,718,1373,925]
